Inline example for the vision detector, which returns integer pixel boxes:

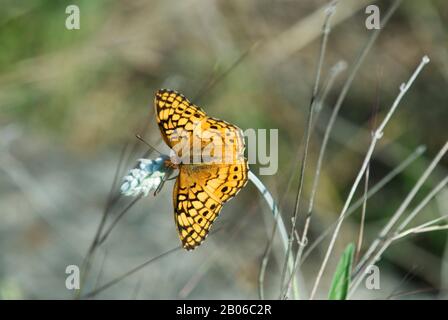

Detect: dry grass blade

[295,0,403,273]
[349,143,447,297]
[280,1,337,299]
[249,171,298,299]
[354,141,447,280]
[82,246,181,299]
[355,164,370,264]
[301,145,426,263]
[309,54,430,299]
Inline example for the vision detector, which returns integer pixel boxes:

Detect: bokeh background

[0,0,447,299]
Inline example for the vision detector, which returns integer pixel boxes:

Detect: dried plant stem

[355,164,370,264]
[349,170,448,297]
[77,142,130,298]
[393,213,448,241]
[349,221,446,299]
[279,60,346,216]
[82,220,242,298]
[249,171,299,299]
[82,246,181,299]
[295,0,402,271]
[354,141,447,278]
[396,175,448,232]
[301,145,426,263]
[312,61,348,127]
[93,249,108,291]
[97,196,142,246]
[309,55,430,300]
[258,62,345,301]
[279,60,347,221]
[280,1,337,299]
[193,42,259,104]
[282,0,402,299]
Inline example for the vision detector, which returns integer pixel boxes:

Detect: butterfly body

[154,89,249,250]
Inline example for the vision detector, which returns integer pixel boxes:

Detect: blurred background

[0,0,447,299]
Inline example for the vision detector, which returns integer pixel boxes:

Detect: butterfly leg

[154,171,178,196]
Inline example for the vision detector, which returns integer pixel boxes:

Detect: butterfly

[154,89,249,250]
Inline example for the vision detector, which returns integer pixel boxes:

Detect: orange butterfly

[154,89,249,250]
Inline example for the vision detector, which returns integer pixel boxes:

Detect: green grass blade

[328,243,355,300]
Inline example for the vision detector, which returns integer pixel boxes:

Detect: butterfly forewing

[154,89,206,151]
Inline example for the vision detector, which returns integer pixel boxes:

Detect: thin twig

[249,171,298,299]
[355,164,370,264]
[354,141,447,279]
[279,60,347,212]
[192,42,259,104]
[383,184,448,243]
[387,287,438,299]
[280,0,337,299]
[396,176,448,232]
[301,144,426,263]
[312,60,348,128]
[309,54,430,299]
[403,213,448,233]
[264,61,346,295]
[83,220,236,298]
[393,223,448,241]
[82,246,181,299]
[386,265,419,299]
[295,0,402,272]
[96,195,142,246]
[349,143,447,298]
[355,67,381,264]
[78,141,130,297]
[93,249,108,291]
[283,0,402,299]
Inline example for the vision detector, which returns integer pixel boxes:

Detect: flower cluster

[120,156,171,197]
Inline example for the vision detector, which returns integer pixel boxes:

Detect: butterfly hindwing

[173,161,249,250]
[173,167,223,250]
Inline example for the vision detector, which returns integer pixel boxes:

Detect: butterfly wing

[154,89,206,150]
[198,116,246,164]
[155,89,249,250]
[155,89,246,165]
[173,160,249,250]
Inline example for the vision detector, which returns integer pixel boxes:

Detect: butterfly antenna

[135,134,164,155]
